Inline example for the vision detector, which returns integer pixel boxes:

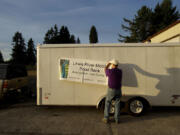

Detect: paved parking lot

[0,99,180,135]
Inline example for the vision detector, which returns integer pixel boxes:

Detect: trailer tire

[98,98,105,112]
[98,98,115,115]
[128,97,148,117]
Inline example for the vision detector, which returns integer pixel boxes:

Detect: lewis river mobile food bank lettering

[59,58,108,85]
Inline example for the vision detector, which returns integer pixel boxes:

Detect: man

[102,59,122,124]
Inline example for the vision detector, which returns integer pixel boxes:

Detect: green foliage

[0,50,4,63]
[119,0,180,42]
[43,24,79,44]
[77,37,81,44]
[11,32,27,65]
[70,35,76,43]
[59,26,71,43]
[152,0,179,33]
[89,25,98,43]
[27,38,36,65]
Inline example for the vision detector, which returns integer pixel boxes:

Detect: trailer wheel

[98,99,124,115]
[98,99,115,114]
[109,100,124,115]
[128,98,147,116]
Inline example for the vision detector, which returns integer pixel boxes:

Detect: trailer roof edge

[37,43,180,48]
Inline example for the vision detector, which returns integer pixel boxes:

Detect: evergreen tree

[119,6,153,42]
[54,24,58,38]
[11,32,27,65]
[27,38,36,65]
[59,26,70,43]
[77,37,81,44]
[0,50,4,63]
[70,35,76,43]
[52,24,60,43]
[44,25,57,44]
[119,0,179,42]
[89,25,98,43]
[151,0,179,34]
[43,25,77,44]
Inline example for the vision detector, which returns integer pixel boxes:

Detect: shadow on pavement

[117,106,180,124]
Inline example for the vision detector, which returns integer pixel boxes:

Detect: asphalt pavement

[0,99,180,135]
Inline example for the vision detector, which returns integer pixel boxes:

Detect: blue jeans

[104,88,122,121]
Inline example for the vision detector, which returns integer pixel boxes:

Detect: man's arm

[104,63,111,72]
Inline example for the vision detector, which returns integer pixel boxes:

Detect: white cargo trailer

[37,43,180,115]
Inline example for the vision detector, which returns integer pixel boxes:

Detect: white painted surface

[37,43,180,106]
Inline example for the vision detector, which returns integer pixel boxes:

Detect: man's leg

[103,88,113,122]
[104,96,111,119]
[114,97,121,123]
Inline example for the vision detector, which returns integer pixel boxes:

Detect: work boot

[102,118,109,124]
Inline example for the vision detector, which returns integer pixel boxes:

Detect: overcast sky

[0,0,180,60]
